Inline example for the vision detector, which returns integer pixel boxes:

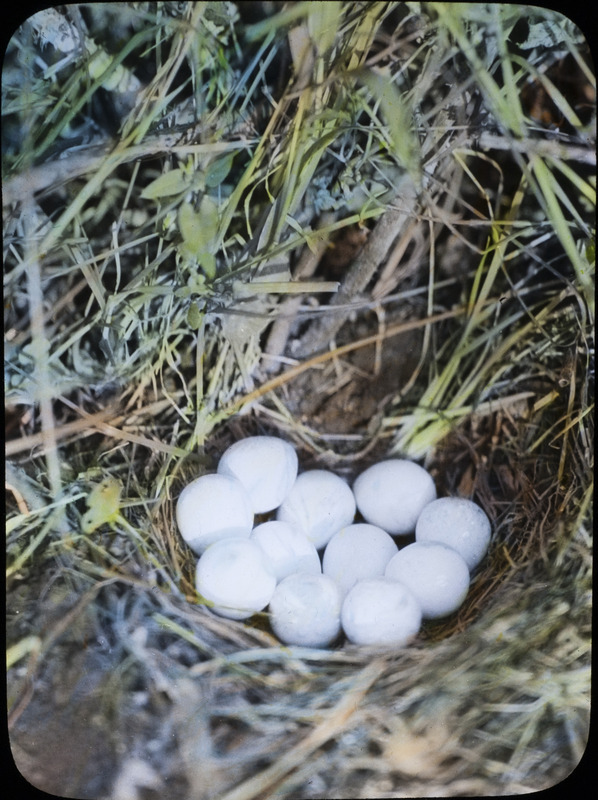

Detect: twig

[293,184,421,357]
[473,132,595,165]
[22,198,62,500]
[5,399,185,458]
[2,134,255,207]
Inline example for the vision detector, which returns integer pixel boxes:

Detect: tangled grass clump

[4,3,594,798]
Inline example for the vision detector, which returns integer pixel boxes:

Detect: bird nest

[5,4,593,798]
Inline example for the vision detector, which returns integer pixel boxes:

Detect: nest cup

[174,431,507,646]
[163,397,591,796]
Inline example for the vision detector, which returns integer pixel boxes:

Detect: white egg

[269,572,342,647]
[353,459,437,535]
[217,435,298,514]
[250,520,321,582]
[176,473,253,555]
[341,578,422,646]
[415,497,491,571]
[276,470,356,549]
[323,524,399,598]
[195,537,276,620]
[385,542,470,619]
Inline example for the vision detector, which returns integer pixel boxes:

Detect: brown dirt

[284,318,423,438]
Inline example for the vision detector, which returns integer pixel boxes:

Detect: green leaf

[187,301,204,330]
[178,201,204,257]
[141,168,190,200]
[198,252,217,280]
[199,194,220,239]
[205,153,234,187]
[178,196,220,265]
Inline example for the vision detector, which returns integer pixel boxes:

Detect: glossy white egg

[385,542,470,619]
[195,537,276,620]
[323,523,399,598]
[353,459,437,535]
[176,473,253,555]
[415,497,491,571]
[217,435,298,514]
[269,572,342,648]
[276,470,356,549]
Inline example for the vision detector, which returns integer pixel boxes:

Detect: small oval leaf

[205,153,234,188]
[178,201,204,256]
[141,168,190,200]
[187,300,204,330]
[198,195,219,242]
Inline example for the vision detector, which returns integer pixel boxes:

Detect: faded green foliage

[81,477,123,534]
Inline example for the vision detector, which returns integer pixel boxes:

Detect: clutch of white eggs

[176,436,492,648]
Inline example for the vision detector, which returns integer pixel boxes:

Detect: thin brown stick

[293,188,421,357]
[5,399,183,457]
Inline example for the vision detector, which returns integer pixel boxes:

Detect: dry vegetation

[4,3,594,798]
